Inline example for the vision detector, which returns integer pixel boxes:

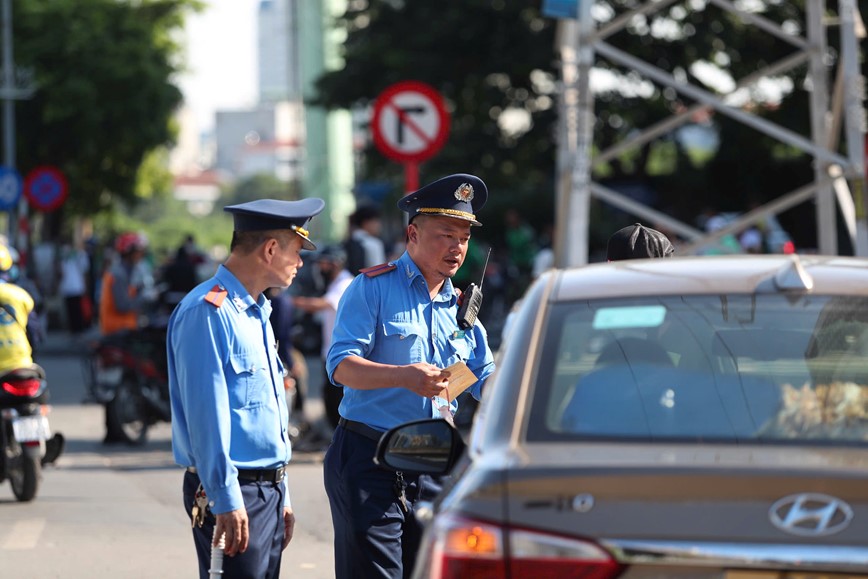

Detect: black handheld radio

[457,248,491,330]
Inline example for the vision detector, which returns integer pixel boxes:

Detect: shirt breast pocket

[446,336,473,364]
[382,320,425,363]
[228,352,269,409]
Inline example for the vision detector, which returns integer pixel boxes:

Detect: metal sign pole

[2,0,15,244]
[0,0,32,261]
[555,0,595,268]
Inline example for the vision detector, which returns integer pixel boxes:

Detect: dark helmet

[316,244,347,265]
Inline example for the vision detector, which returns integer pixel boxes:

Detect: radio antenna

[478,248,492,291]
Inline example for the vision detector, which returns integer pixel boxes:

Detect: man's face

[269,234,305,288]
[409,215,472,281]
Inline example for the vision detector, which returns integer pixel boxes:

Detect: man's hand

[402,363,450,398]
[282,507,295,550]
[215,508,249,557]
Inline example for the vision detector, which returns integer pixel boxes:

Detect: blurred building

[171,0,353,243]
[258,0,301,102]
[214,102,304,181]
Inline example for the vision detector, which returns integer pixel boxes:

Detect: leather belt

[186,465,286,484]
[338,417,384,442]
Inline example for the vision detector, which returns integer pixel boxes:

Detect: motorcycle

[0,364,64,501]
[86,324,170,445]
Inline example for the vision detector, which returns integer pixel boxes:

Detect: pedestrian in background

[167,197,325,579]
[266,285,308,440]
[344,204,386,276]
[292,244,354,433]
[324,174,496,578]
[56,238,91,335]
[606,222,675,261]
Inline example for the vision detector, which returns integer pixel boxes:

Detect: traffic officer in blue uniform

[324,174,496,578]
[168,197,325,579]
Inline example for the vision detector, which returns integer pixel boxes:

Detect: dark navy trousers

[183,470,285,579]
[324,424,443,579]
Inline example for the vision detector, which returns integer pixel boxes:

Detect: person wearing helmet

[99,232,154,444]
[0,244,36,376]
[292,244,354,436]
[98,232,149,336]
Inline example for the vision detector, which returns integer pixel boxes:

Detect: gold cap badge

[454,183,474,203]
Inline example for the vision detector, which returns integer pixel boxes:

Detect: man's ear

[407,223,419,245]
[262,237,280,262]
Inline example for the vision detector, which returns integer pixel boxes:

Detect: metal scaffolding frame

[554,0,866,266]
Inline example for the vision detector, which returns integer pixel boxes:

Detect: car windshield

[528,294,868,445]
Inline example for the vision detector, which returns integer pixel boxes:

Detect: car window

[528,295,868,444]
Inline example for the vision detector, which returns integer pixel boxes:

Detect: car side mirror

[374,418,465,475]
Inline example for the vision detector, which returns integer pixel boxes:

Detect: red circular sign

[24,166,68,212]
[371,81,450,163]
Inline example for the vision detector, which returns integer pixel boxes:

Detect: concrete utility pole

[555,0,595,268]
[0,0,33,251]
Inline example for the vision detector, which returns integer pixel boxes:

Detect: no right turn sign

[371,81,450,164]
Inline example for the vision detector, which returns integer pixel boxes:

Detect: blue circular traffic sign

[24,166,68,212]
[0,166,22,211]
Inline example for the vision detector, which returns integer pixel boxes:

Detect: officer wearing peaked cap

[168,197,325,578]
[397,173,488,226]
[324,174,496,578]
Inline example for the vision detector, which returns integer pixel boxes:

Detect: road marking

[1,518,45,550]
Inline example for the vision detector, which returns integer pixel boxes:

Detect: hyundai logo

[769,493,853,536]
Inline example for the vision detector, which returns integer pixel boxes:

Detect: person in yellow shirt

[0,243,35,376]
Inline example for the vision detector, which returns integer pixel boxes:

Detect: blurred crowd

[14,204,795,353]
[5,201,793,447]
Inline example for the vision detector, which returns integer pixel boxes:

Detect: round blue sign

[0,166,22,211]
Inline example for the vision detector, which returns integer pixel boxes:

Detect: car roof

[547,255,868,302]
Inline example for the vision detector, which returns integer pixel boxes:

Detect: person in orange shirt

[99,232,149,335]
[98,232,151,444]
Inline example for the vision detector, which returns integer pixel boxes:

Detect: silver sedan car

[377,254,868,579]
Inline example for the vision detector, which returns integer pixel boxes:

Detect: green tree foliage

[220,173,302,206]
[12,0,200,227]
[315,0,867,252]
[314,0,560,241]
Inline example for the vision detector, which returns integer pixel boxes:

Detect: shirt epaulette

[204,284,228,307]
[361,263,397,278]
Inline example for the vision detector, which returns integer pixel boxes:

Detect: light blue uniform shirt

[326,252,495,431]
[168,265,291,514]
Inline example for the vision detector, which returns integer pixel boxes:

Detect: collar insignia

[454,183,474,203]
[232,294,245,309]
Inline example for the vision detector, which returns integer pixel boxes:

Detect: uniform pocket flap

[382,320,418,339]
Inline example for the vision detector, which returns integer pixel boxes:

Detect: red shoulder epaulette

[361,263,397,278]
[204,284,227,307]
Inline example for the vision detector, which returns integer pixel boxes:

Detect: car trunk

[500,443,868,575]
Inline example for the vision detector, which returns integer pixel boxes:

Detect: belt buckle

[275,465,285,482]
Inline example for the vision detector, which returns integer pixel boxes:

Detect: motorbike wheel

[5,436,40,502]
[106,376,149,445]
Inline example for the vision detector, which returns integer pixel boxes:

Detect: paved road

[0,331,335,578]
